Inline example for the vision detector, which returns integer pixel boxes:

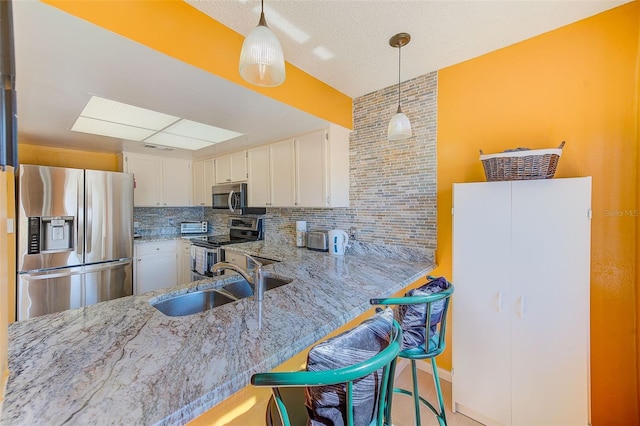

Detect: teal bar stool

[370,276,454,426]
[251,310,402,426]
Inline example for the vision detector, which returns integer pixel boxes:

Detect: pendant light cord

[397,43,402,112]
[258,0,267,27]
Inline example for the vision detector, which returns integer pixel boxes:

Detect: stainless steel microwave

[211,183,266,215]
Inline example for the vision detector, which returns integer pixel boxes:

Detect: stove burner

[190,217,263,249]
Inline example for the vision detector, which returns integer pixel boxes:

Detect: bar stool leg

[411,360,422,426]
[431,357,447,426]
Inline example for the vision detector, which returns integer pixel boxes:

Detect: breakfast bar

[2,240,433,425]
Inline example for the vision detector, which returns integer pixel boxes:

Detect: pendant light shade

[387,33,412,141]
[239,0,285,87]
[387,107,412,141]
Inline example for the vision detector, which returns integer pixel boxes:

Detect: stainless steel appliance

[306,231,329,252]
[180,221,208,234]
[189,216,263,281]
[211,183,266,215]
[16,164,134,320]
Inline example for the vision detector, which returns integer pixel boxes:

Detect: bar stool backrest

[251,310,403,426]
[371,276,454,358]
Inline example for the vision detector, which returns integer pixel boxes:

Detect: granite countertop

[2,240,434,425]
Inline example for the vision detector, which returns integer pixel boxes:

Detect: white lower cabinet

[134,240,178,295]
[452,177,592,426]
[178,239,192,285]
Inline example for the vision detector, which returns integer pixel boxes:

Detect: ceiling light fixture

[71,96,243,151]
[387,33,412,141]
[239,0,285,87]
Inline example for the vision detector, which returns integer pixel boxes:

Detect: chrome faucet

[212,255,265,301]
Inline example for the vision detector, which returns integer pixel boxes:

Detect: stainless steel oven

[211,183,266,215]
[188,217,264,281]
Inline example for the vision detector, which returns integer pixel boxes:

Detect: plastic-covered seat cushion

[394,277,449,351]
[305,308,394,426]
[399,333,440,359]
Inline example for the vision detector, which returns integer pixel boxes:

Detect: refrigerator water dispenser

[39,216,74,252]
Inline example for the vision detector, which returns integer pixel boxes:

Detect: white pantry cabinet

[134,240,178,295]
[452,177,592,426]
[121,153,192,207]
[247,139,295,207]
[215,151,247,184]
[193,157,215,206]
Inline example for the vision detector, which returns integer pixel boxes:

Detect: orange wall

[636,0,640,412]
[19,143,118,171]
[435,3,639,425]
[41,0,353,131]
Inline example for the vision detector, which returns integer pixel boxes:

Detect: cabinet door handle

[497,291,502,313]
[519,296,525,318]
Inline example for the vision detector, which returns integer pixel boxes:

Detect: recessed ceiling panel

[71,117,156,141]
[163,119,243,143]
[79,96,179,130]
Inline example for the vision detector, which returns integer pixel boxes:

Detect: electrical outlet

[349,227,357,240]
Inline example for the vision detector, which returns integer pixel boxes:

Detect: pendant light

[387,33,412,141]
[239,0,286,87]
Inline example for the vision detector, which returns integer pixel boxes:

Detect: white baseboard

[394,358,452,383]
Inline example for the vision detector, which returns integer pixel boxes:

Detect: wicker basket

[479,142,565,181]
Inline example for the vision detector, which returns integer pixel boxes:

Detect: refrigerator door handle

[86,179,92,254]
[84,259,132,272]
[76,177,84,256]
[20,266,84,281]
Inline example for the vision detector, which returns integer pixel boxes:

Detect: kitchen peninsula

[2,239,433,425]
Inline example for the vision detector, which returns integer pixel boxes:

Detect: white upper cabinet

[247,139,295,207]
[246,124,350,208]
[123,154,161,207]
[295,131,326,207]
[121,153,192,207]
[247,145,271,207]
[270,138,296,206]
[215,150,247,184]
[296,124,350,208]
[193,157,215,206]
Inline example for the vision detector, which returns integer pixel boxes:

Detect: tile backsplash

[134,208,248,237]
[133,207,205,237]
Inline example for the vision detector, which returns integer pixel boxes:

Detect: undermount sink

[151,274,293,317]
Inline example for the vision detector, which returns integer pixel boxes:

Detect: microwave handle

[228,191,236,212]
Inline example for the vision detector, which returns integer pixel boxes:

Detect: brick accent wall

[265,71,438,250]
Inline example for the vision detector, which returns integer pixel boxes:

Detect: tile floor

[390,365,483,426]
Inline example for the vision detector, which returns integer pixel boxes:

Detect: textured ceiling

[187,0,630,98]
[12,0,629,155]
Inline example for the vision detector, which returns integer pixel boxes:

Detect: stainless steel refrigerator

[16,164,134,320]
